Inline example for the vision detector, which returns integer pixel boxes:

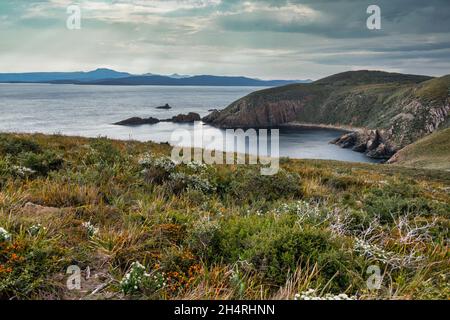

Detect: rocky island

[114,112,201,126]
[156,103,172,109]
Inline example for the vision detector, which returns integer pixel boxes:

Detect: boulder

[168,112,201,123]
[332,129,397,159]
[331,132,357,148]
[114,117,160,126]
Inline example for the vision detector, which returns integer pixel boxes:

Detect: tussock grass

[0,133,449,300]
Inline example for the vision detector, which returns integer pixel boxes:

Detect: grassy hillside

[204,71,450,157]
[0,133,449,300]
[389,128,450,170]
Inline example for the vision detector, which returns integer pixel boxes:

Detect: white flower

[187,161,208,172]
[12,165,36,177]
[0,227,12,241]
[28,224,46,235]
[82,221,99,237]
[294,288,356,301]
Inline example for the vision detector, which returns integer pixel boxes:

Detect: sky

[0,0,449,80]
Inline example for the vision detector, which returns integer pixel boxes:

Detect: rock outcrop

[331,129,397,159]
[114,113,201,126]
[166,112,201,123]
[156,104,172,109]
[114,117,160,126]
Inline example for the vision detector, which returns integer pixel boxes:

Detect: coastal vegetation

[388,127,450,170]
[0,133,449,300]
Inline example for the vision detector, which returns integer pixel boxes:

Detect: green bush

[0,135,41,156]
[85,138,122,166]
[19,151,64,176]
[166,172,216,195]
[0,236,66,299]
[228,168,302,203]
[204,214,360,290]
[139,154,176,184]
[363,181,449,223]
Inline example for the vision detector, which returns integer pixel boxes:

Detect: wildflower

[11,165,36,177]
[354,238,394,262]
[354,238,423,268]
[138,153,153,167]
[82,221,99,238]
[28,224,46,236]
[295,288,355,300]
[0,227,11,242]
[169,172,215,193]
[120,261,150,294]
[187,160,208,172]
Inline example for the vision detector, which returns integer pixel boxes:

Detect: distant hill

[82,75,308,86]
[388,127,450,170]
[0,69,310,87]
[204,70,449,159]
[0,68,132,82]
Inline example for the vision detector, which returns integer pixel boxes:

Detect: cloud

[0,0,449,78]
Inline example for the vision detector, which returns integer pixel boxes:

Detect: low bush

[0,135,41,156]
[364,181,449,223]
[228,168,302,203]
[204,214,360,291]
[19,151,64,176]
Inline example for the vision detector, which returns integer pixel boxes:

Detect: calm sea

[0,83,377,163]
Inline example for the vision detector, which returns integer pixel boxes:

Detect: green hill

[204,70,450,159]
[388,127,450,170]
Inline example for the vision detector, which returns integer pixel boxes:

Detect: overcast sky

[0,0,449,79]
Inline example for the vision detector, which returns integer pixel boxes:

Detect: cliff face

[204,98,308,127]
[203,71,450,159]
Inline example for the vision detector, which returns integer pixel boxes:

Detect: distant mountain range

[0,68,311,87]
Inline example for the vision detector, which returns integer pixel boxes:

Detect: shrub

[207,214,359,290]
[120,261,151,295]
[85,138,122,166]
[323,174,365,191]
[140,154,176,184]
[0,135,41,156]
[166,172,216,195]
[19,151,63,176]
[363,181,449,223]
[228,168,301,203]
[0,237,66,299]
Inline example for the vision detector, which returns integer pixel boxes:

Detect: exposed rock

[114,112,201,126]
[156,103,172,109]
[203,97,304,128]
[114,117,160,126]
[203,110,221,123]
[21,202,62,216]
[331,132,357,148]
[332,129,397,159]
[167,112,201,123]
